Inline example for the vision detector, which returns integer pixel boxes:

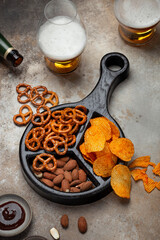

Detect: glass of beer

[114,0,160,46]
[37,0,87,74]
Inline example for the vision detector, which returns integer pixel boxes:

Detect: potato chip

[96,142,117,164]
[143,177,156,193]
[155,182,160,190]
[152,162,160,176]
[106,118,120,140]
[93,154,116,178]
[84,125,106,153]
[109,138,134,162]
[111,164,131,199]
[128,156,150,169]
[131,168,147,182]
[90,117,111,141]
[79,142,96,164]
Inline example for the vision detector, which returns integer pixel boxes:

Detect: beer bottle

[0,32,23,67]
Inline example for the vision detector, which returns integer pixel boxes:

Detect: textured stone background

[0,1,160,240]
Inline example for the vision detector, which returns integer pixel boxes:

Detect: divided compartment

[19,52,130,205]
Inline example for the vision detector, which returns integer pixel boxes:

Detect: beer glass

[114,0,160,46]
[37,0,87,74]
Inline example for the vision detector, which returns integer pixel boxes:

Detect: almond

[50,227,60,239]
[78,216,87,234]
[72,169,79,180]
[78,169,87,182]
[53,185,61,191]
[43,172,56,180]
[60,214,69,229]
[54,168,64,175]
[57,160,66,168]
[64,171,72,182]
[77,181,93,192]
[70,187,81,193]
[53,174,64,185]
[63,159,77,171]
[61,179,70,192]
[70,179,82,187]
[41,178,54,187]
[59,156,70,162]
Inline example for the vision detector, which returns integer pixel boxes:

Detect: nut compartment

[19,52,129,205]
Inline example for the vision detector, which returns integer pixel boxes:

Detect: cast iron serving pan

[20,52,129,205]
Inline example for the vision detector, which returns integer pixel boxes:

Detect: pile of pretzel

[25,105,87,155]
[13,83,59,126]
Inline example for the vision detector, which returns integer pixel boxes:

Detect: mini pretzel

[16,83,32,103]
[13,105,33,126]
[73,109,87,125]
[43,136,68,155]
[60,108,76,124]
[32,153,57,172]
[31,105,51,126]
[51,119,72,133]
[30,86,48,107]
[68,122,79,135]
[44,91,59,108]
[75,105,87,114]
[25,127,45,151]
[67,134,76,147]
[52,110,63,120]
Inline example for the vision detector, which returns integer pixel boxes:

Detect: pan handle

[80,52,129,113]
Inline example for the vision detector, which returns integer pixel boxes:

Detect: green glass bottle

[0,33,23,67]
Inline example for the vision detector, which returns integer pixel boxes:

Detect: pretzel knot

[31,105,51,126]
[16,83,32,104]
[43,135,68,155]
[32,153,57,172]
[44,90,59,108]
[30,85,48,107]
[51,119,72,133]
[73,109,87,125]
[25,127,45,151]
[13,105,33,126]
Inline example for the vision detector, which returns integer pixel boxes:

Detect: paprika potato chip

[90,117,112,141]
[128,156,150,169]
[93,154,116,178]
[155,182,160,190]
[84,125,106,153]
[109,138,134,162]
[152,162,160,176]
[79,142,96,164]
[106,118,120,140]
[111,164,131,199]
[143,177,156,193]
[96,142,117,164]
[131,168,148,182]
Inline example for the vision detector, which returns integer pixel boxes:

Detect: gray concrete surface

[0,0,160,240]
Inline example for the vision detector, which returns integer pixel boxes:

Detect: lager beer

[37,0,87,74]
[114,0,160,45]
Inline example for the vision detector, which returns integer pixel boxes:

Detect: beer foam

[37,16,87,61]
[114,0,160,29]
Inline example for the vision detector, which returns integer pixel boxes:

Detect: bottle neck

[0,33,12,58]
[0,33,23,67]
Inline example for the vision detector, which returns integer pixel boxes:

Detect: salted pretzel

[44,90,59,108]
[13,105,33,126]
[25,127,45,151]
[30,85,48,107]
[43,135,68,155]
[31,105,51,126]
[16,83,32,103]
[32,153,57,172]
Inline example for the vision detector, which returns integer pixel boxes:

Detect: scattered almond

[78,216,87,234]
[60,214,69,229]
